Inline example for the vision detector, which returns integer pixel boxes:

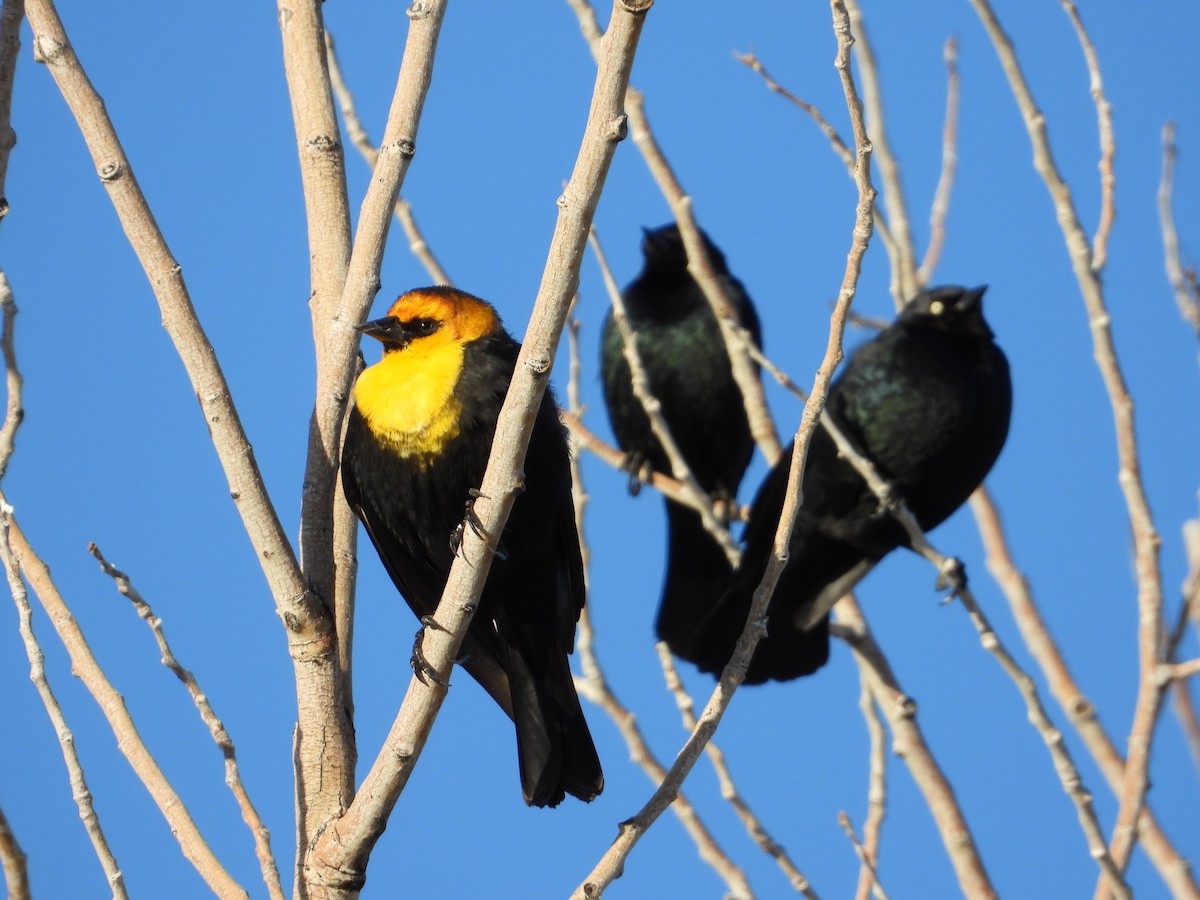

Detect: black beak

[356,316,407,345]
[957,285,988,312]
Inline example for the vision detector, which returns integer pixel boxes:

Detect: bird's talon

[934,557,967,594]
[410,624,452,687]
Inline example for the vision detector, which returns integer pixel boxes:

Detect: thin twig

[1060,0,1116,271]
[587,227,740,565]
[325,31,453,286]
[0,803,29,900]
[843,0,919,307]
[89,544,286,900]
[970,489,1200,897]
[1158,122,1200,342]
[844,603,888,900]
[567,0,781,466]
[572,4,875,893]
[732,52,898,263]
[305,7,652,897]
[5,515,243,896]
[22,11,347,868]
[1,520,129,899]
[0,266,126,898]
[656,645,817,897]
[917,36,960,284]
[966,5,1165,893]
[565,312,755,899]
[1173,519,1200,774]
[838,812,889,900]
[835,595,996,897]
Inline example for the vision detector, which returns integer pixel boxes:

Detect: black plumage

[341,286,603,807]
[599,223,763,650]
[683,285,1012,683]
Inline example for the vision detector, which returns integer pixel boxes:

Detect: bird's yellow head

[353,287,503,460]
[357,286,502,355]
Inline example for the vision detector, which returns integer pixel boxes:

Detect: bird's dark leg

[410,616,451,687]
[935,556,968,597]
[619,451,651,496]
[710,485,740,526]
[449,488,509,561]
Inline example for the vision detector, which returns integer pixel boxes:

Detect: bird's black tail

[655,499,736,653]
[500,628,603,808]
[681,531,849,683]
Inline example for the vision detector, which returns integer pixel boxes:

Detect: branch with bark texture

[89,544,286,900]
[656,645,817,897]
[565,315,754,898]
[302,5,652,896]
[835,595,997,897]
[567,0,782,466]
[572,4,875,893]
[966,3,1167,892]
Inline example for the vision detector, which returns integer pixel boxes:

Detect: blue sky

[3,1,1199,897]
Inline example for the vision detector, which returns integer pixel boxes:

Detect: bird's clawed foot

[935,556,967,598]
[449,489,508,561]
[620,451,652,496]
[410,616,452,687]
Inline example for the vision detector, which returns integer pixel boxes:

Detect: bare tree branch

[89,544,286,900]
[5,516,243,897]
[0,0,21,218]
[1060,0,1116,271]
[1158,121,1200,342]
[303,5,652,895]
[970,489,1200,897]
[325,31,454,287]
[0,803,29,900]
[587,226,741,565]
[0,272,127,899]
[917,36,960,285]
[965,4,1167,891]
[572,5,875,893]
[567,0,782,466]
[838,811,889,900]
[565,313,755,898]
[732,50,899,264]
[835,595,997,898]
[843,0,919,306]
[274,4,359,866]
[656,645,817,897]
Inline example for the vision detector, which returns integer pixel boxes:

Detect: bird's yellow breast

[353,337,465,462]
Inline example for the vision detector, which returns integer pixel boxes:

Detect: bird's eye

[409,317,440,336]
[929,300,945,315]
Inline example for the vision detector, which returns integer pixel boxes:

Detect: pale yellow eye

[930,299,945,315]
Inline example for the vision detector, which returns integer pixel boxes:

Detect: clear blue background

[3,2,1199,897]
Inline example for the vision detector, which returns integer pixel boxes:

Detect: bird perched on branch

[683,285,1012,683]
[600,223,763,653]
[341,285,603,808]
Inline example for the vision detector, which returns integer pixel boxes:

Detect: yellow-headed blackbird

[600,224,762,653]
[341,286,603,807]
[683,286,1011,682]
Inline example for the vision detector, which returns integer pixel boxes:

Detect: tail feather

[655,499,736,653]
[506,650,602,807]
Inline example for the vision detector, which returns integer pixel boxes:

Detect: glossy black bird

[684,285,1012,683]
[599,223,763,651]
[341,286,603,807]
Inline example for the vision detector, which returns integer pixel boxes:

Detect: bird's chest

[353,344,466,463]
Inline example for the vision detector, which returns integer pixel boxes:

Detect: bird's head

[356,286,502,355]
[640,222,729,277]
[902,285,993,338]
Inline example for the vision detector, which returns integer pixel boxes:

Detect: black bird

[683,285,1012,683]
[341,286,603,807]
[599,223,763,651]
